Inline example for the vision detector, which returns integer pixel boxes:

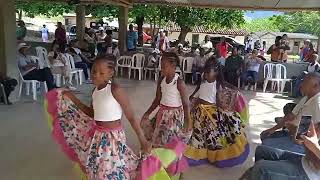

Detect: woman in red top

[216,36,232,58]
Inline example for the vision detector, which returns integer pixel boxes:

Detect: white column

[118,6,128,54]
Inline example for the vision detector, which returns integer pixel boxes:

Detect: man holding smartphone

[247,122,320,180]
[260,73,320,154]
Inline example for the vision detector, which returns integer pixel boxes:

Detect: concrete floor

[0,78,294,180]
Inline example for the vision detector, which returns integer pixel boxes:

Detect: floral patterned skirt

[184,104,249,168]
[140,105,190,176]
[46,89,138,180]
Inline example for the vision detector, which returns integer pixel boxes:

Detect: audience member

[55,22,67,53]
[192,48,206,84]
[200,35,213,57]
[300,40,311,61]
[112,42,120,60]
[267,36,282,62]
[293,54,320,97]
[224,47,244,86]
[66,47,91,81]
[249,122,320,180]
[127,24,138,51]
[260,73,320,154]
[0,73,17,104]
[48,41,75,89]
[156,29,170,53]
[16,20,27,41]
[40,24,49,42]
[17,43,56,90]
[216,49,225,67]
[243,49,263,91]
[260,41,266,56]
[216,36,232,58]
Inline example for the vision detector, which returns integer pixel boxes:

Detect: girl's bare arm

[177,79,192,129]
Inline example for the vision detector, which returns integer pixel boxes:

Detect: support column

[0,0,19,101]
[76,5,85,42]
[118,6,128,54]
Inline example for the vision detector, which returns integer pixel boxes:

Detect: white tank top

[92,84,123,121]
[199,80,217,104]
[160,74,182,107]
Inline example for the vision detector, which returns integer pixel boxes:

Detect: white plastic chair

[35,46,50,68]
[18,71,48,101]
[65,53,83,85]
[129,53,145,80]
[262,63,275,92]
[117,56,132,77]
[263,63,291,93]
[182,57,194,82]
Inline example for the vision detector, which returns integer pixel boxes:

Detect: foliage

[271,12,320,36]
[85,5,119,20]
[242,18,280,32]
[15,1,74,18]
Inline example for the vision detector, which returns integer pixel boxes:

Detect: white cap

[178,43,183,48]
[99,27,104,31]
[159,29,164,32]
[17,42,30,50]
[152,49,160,54]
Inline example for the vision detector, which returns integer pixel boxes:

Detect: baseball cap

[17,43,31,50]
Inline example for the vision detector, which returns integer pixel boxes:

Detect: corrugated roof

[251,31,318,40]
[163,24,247,36]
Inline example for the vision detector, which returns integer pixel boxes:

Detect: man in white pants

[41,24,49,42]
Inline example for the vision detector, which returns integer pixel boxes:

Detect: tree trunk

[18,10,22,20]
[178,26,191,44]
[136,16,144,47]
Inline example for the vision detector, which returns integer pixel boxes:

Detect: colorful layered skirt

[141,105,191,177]
[184,104,250,168]
[45,89,138,179]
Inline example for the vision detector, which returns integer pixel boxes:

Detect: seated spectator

[260,73,320,155]
[112,42,120,60]
[224,47,244,87]
[66,46,92,81]
[146,49,160,69]
[248,122,320,180]
[215,49,225,67]
[243,49,263,91]
[192,48,206,84]
[17,43,56,90]
[293,54,319,97]
[0,73,18,104]
[48,41,75,90]
[304,43,316,62]
[177,43,184,56]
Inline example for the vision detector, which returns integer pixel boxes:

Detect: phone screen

[296,115,312,139]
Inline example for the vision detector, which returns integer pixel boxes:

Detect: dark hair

[162,52,180,67]
[94,55,116,70]
[203,57,225,83]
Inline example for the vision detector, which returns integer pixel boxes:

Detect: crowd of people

[1,20,319,180]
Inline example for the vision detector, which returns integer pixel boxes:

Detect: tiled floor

[0,78,293,180]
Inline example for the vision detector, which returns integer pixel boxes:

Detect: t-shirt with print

[246,57,261,72]
[307,62,320,73]
[225,55,244,72]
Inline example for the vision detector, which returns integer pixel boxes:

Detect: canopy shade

[134,0,320,11]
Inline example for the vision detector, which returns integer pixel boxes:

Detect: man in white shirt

[41,24,49,42]
[249,122,320,180]
[260,73,320,154]
[200,35,213,58]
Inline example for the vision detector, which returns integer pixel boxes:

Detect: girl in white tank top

[185,59,250,168]
[53,55,150,179]
[141,52,192,177]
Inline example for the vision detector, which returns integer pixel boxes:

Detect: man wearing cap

[127,24,138,51]
[17,43,56,90]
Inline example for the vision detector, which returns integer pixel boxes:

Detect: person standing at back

[200,35,213,58]
[41,24,49,42]
[55,22,67,53]
[156,29,170,53]
[224,47,244,87]
[216,36,232,58]
[127,24,138,51]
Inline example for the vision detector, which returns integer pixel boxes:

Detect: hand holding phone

[296,115,312,140]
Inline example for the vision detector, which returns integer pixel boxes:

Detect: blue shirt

[127,31,138,50]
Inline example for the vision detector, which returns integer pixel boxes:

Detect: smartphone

[296,115,312,139]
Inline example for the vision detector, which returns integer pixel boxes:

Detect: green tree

[85,5,119,19]
[15,1,74,18]
[242,18,280,32]
[162,7,245,43]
